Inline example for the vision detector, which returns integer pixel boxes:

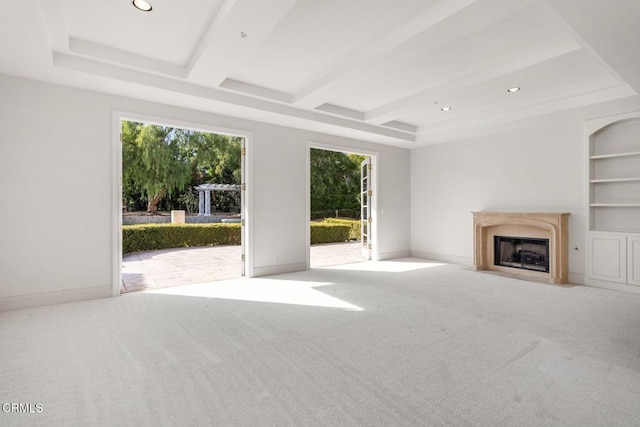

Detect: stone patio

[122,241,365,293]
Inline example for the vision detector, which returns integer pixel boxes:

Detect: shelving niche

[589,117,640,233]
[586,112,640,289]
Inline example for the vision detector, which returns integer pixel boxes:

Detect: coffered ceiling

[1,0,639,147]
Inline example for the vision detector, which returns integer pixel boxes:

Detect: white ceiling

[1,0,639,147]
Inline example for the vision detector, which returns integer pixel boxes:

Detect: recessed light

[132,0,152,12]
[441,106,452,111]
[507,87,521,93]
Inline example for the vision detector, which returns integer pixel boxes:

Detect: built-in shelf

[590,177,640,183]
[590,151,640,160]
[590,203,640,207]
[586,114,640,289]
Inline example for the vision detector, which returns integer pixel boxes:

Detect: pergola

[195,184,241,216]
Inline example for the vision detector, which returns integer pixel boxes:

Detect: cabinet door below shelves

[628,235,640,286]
[587,233,627,284]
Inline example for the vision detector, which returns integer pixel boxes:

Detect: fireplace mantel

[472,212,570,284]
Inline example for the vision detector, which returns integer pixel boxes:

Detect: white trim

[568,272,585,285]
[112,112,123,297]
[411,250,472,266]
[0,286,112,312]
[584,277,640,295]
[378,250,412,260]
[112,110,255,296]
[305,141,380,269]
[252,262,308,277]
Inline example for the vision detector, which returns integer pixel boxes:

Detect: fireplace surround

[472,212,570,284]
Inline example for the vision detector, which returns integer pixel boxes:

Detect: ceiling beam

[416,83,635,144]
[539,0,637,91]
[35,0,67,51]
[185,0,241,73]
[364,37,581,125]
[291,0,480,109]
[69,38,188,78]
[52,53,416,142]
[187,0,300,87]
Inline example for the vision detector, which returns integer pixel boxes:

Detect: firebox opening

[494,236,549,273]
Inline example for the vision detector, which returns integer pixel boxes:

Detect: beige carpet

[2,259,640,426]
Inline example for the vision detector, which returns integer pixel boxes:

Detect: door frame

[305,141,379,270]
[360,156,372,260]
[112,111,254,297]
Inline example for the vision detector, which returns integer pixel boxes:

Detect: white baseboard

[0,285,112,312]
[411,250,472,266]
[252,262,307,277]
[568,272,584,285]
[377,250,412,261]
[584,278,640,295]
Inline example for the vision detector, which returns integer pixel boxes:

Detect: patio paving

[122,241,365,293]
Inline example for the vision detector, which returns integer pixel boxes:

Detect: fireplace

[472,212,570,284]
[494,236,549,273]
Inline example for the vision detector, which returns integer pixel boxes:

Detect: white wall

[0,74,410,309]
[410,113,586,283]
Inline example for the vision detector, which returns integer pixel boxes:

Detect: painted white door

[587,232,627,284]
[628,234,640,286]
[361,157,371,260]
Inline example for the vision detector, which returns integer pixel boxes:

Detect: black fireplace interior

[494,236,549,273]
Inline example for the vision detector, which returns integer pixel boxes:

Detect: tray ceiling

[0,0,637,147]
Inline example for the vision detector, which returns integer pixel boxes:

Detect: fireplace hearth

[494,236,549,273]
[472,212,570,284]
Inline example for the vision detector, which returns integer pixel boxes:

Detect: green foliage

[122,122,192,212]
[177,188,199,214]
[122,121,242,213]
[177,129,242,212]
[122,121,147,211]
[310,223,351,244]
[122,123,366,218]
[322,218,360,240]
[122,224,241,254]
[310,209,361,220]
[310,149,366,216]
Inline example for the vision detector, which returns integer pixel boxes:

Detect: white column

[198,191,205,216]
[204,191,211,216]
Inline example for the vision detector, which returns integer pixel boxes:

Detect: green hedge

[123,222,355,254]
[310,223,351,244]
[123,224,240,254]
[310,209,360,220]
[321,218,360,241]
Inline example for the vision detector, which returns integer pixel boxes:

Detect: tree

[310,149,365,216]
[122,121,145,211]
[177,130,242,212]
[122,122,243,213]
[122,122,191,213]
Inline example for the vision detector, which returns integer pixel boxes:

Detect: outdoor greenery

[123,222,356,253]
[309,223,351,244]
[122,224,241,254]
[310,149,365,219]
[122,121,242,213]
[122,122,366,221]
[321,218,360,240]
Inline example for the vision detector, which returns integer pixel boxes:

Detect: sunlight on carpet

[143,277,364,311]
[327,259,446,273]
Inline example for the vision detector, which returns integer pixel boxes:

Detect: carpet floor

[2,258,640,426]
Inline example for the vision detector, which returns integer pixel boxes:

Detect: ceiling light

[507,87,521,93]
[440,106,452,111]
[132,0,152,12]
